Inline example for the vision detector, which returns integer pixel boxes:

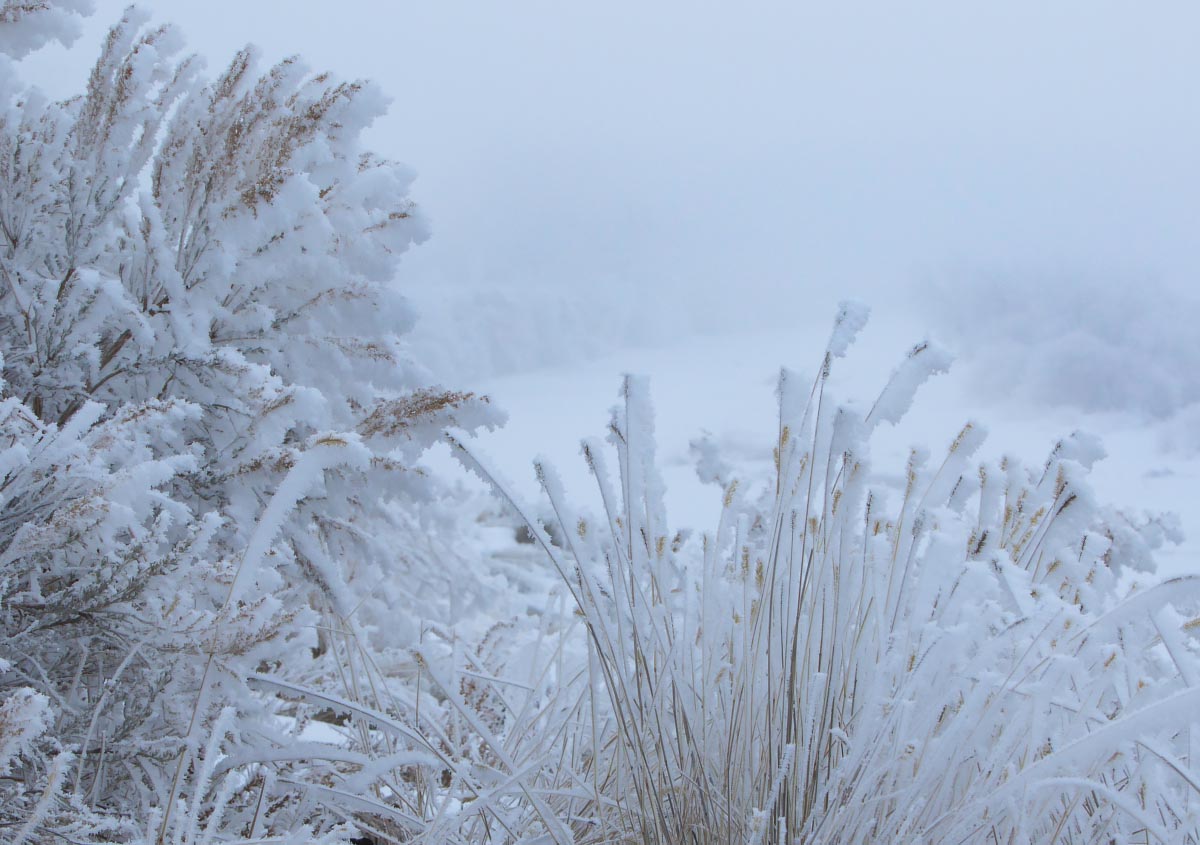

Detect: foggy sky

[22,1,1200,327]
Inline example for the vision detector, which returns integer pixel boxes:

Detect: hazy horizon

[21,0,1199,338]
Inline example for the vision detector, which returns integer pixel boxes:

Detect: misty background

[21,2,1200,447]
[26,6,1198,310]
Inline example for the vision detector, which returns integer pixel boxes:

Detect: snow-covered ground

[420,297,1198,577]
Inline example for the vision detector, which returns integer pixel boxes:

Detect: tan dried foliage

[358,388,486,440]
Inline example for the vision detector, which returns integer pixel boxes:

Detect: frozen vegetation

[2,4,1200,844]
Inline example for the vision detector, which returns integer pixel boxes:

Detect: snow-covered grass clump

[440,304,1200,844]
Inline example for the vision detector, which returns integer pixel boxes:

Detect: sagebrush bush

[0,5,495,842]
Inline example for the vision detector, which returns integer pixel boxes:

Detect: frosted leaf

[826,299,870,360]
[226,433,370,609]
[1050,429,1107,470]
[690,431,732,487]
[0,688,50,776]
[866,339,953,428]
[1103,508,1185,573]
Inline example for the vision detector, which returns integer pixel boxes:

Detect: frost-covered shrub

[0,5,496,842]
[442,305,1200,844]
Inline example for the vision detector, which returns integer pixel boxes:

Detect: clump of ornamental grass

[233,305,1200,844]
[444,303,1200,844]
